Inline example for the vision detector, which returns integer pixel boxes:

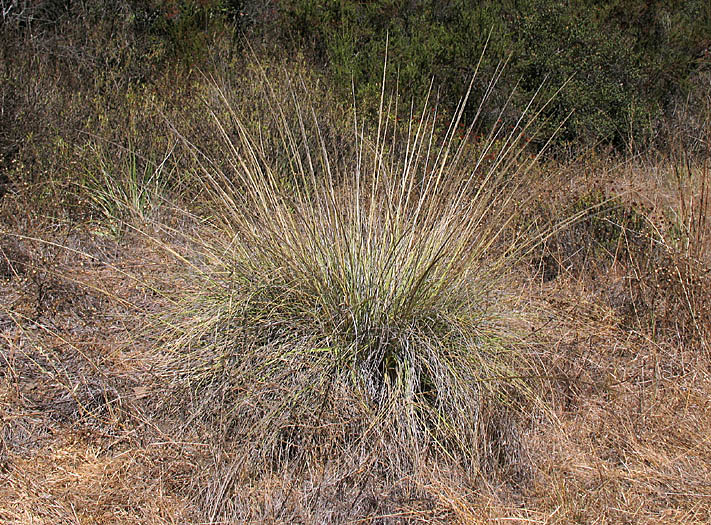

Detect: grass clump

[157,56,551,506]
[80,141,177,237]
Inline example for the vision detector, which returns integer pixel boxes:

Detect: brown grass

[3,154,711,523]
[2,11,711,523]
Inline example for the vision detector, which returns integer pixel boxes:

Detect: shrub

[271,0,709,153]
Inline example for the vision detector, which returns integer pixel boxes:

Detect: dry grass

[522,276,711,524]
[3,155,711,523]
[138,58,564,521]
[1,29,711,523]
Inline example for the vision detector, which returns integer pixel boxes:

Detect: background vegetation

[2,0,709,159]
[276,0,710,152]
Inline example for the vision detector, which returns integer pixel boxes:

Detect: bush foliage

[274,0,711,152]
[3,0,708,152]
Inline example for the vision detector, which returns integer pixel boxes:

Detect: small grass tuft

[79,140,176,237]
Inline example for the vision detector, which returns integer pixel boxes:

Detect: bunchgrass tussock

[159,55,556,508]
[79,140,176,237]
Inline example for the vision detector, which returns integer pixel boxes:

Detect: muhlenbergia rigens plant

[158,53,560,516]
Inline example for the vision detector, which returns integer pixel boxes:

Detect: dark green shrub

[509,2,649,150]
[270,0,709,152]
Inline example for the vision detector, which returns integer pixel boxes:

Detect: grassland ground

[2,136,711,523]
[1,28,711,522]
